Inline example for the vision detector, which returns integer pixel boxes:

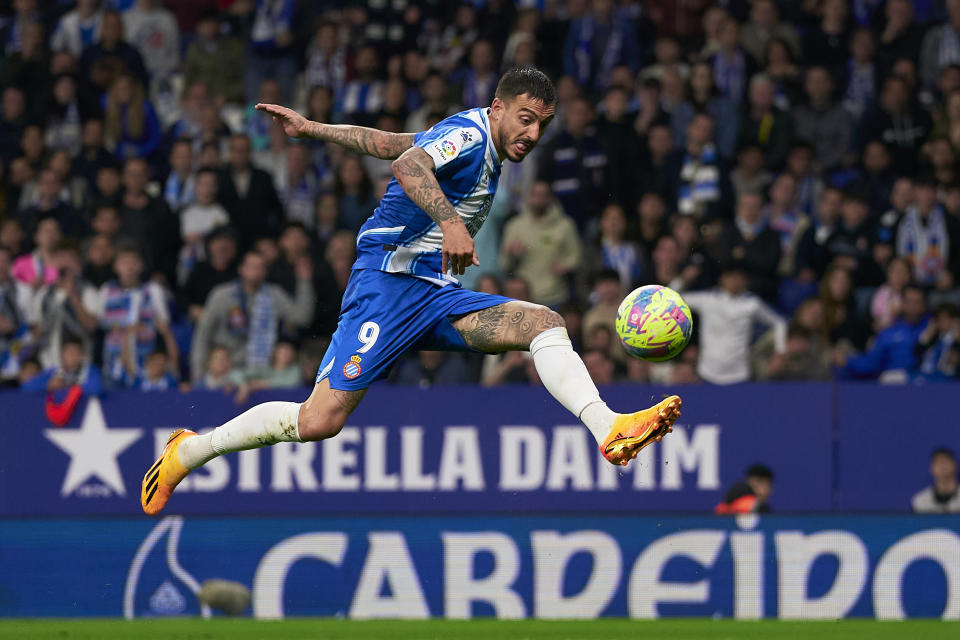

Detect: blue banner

[0,514,957,619]
[835,384,960,511]
[0,385,838,515]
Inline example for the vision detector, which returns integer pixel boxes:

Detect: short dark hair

[62,336,85,350]
[747,464,774,480]
[495,66,557,105]
[932,447,956,463]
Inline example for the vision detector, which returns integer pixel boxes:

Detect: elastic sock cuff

[528,326,571,355]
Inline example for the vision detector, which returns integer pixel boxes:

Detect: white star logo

[45,398,143,497]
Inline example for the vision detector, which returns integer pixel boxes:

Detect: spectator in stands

[103,74,161,163]
[177,168,228,286]
[118,157,179,284]
[820,264,868,353]
[244,0,296,104]
[406,73,460,133]
[234,340,303,402]
[583,348,616,386]
[915,304,960,381]
[582,202,642,293]
[96,242,178,387]
[538,97,609,226]
[763,38,802,111]
[32,245,99,369]
[582,269,623,350]
[860,75,932,174]
[392,350,472,388]
[19,169,83,240]
[183,9,243,106]
[920,0,960,90]
[802,0,850,71]
[764,173,809,277]
[181,226,238,323]
[0,245,34,382]
[277,145,320,230]
[78,11,148,110]
[712,192,782,301]
[709,17,757,104]
[124,346,177,391]
[51,0,104,58]
[896,175,960,289]
[839,284,929,381]
[454,39,499,108]
[871,257,912,333]
[877,0,924,79]
[21,336,102,395]
[595,86,643,210]
[842,28,879,122]
[0,86,27,163]
[683,263,787,385]
[499,180,582,308]
[764,325,831,381]
[912,448,960,513]
[793,67,853,172]
[43,74,85,158]
[824,191,879,286]
[217,134,283,249]
[334,154,378,234]
[12,218,61,288]
[688,61,738,159]
[83,232,115,288]
[737,73,795,170]
[740,0,800,66]
[563,0,639,95]
[666,112,731,222]
[190,250,314,382]
[339,45,384,127]
[196,345,241,391]
[716,464,774,514]
[303,21,348,99]
[730,144,773,200]
[122,0,179,84]
[163,140,195,212]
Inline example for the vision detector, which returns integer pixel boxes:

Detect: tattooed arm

[391,146,479,275]
[255,103,415,159]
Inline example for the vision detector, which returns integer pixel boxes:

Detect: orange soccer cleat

[601,395,682,466]
[141,428,196,515]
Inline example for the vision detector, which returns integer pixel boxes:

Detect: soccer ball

[615,285,693,361]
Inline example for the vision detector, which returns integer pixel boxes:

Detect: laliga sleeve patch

[421,127,482,168]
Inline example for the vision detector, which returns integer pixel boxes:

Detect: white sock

[529,327,618,445]
[177,401,302,469]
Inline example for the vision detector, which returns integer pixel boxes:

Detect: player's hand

[255,103,311,139]
[441,222,479,276]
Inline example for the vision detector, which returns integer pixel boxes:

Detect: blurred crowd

[3,0,960,397]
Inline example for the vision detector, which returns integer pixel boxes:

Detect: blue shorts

[316,269,511,390]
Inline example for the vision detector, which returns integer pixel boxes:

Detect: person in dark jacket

[711,192,782,301]
[716,464,774,514]
[217,134,283,250]
[737,73,795,170]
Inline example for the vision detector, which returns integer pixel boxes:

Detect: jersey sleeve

[415,122,485,170]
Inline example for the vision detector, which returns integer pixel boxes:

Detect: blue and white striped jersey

[353,107,502,286]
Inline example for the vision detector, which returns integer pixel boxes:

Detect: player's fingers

[442,252,449,274]
[471,250,480,267]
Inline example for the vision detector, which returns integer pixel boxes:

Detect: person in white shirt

[51,0,103,58]
[122,0,179,81]
[912,448,960,513]
[682,264,787,384]
[178,169,229,285]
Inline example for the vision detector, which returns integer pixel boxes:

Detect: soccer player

[142,68,681,515]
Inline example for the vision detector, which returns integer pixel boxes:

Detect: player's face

[491,94,555,162]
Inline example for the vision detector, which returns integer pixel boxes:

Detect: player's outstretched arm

[255,103,415,159]
[391,146,479,276]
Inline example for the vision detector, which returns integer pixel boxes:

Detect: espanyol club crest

[343,355,362,380]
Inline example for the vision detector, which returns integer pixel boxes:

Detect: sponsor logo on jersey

[436,139,458,159]
[343,355,363,380]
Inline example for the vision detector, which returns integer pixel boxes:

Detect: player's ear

[490,97,505,119]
